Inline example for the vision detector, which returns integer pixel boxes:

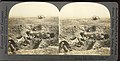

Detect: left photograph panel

[8,2,59,55]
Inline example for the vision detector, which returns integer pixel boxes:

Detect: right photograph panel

[59,2,110,55]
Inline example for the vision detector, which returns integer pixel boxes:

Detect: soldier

[8,38,19,54]
[38,38,50,48]
[38,32,51,48]
[69,36,83,47]
[59,41,72,53]
[79,32,88,41]
[78,31,97,50]
[24,31,32,45]
[32,37,42,49]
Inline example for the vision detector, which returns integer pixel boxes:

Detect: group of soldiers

[59,25,109,53]
[8,25,55,54]
[8,24,110,54]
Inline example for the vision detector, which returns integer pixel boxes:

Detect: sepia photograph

[8,2,111,55]
[8,2,59,55]
[59,2,110,55]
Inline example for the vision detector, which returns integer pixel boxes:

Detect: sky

[60,2,110,19]
[9,2,110,19]
[9,2,59,18]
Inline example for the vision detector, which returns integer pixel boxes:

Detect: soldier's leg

[63,45,68,52]
[65,43,72,51]
[9,44,16,54]
[12,42,19,51]
[59,43,63,53]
